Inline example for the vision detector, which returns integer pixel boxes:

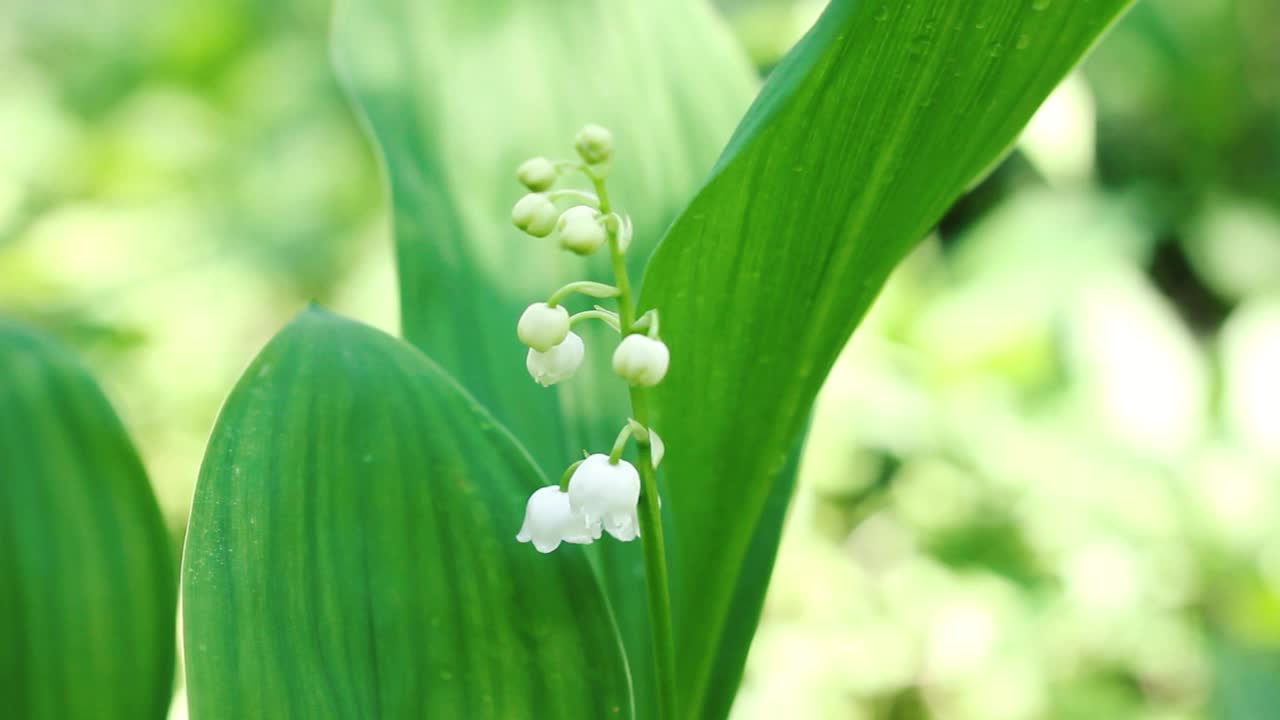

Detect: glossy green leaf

[331,0,754,471]
[331,1,756,712]
[0,318,175,719]
[182,307,631,719]
[638,0,1135,716]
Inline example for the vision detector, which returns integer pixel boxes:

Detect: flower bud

[516,157,558,191]
[517,302,570,352]
[526,332,585,387]
[574,124,614,165]
[612,334,669,387]
[557,206,606,256]
[511,193,558,237]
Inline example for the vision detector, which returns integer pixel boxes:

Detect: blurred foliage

[0,0,386,530]
[2,0,1278,717]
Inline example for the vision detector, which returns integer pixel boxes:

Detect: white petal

[568,454,641,540]
[605,509,640,542]
[518,485,588,553]
[532,538,561,553]
[526,332,585,386]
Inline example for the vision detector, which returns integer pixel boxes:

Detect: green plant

[0,319,175,719]
[1,0,1138,718]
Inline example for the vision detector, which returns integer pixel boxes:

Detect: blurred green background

[2,0,1278,718]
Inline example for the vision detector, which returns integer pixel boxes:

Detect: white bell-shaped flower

[511,193,559,237]
[557,206,607,256]
[517,485,595,553]
[516,157,557,191]
[612,334,670,387]
[568,454,641,542]
[517,302,570,352]
[526,332,584,386]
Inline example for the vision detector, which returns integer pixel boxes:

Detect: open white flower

[612,334,669,387]
[526,332,584,386]
[517,302,570,352]
[517,485,596,553]
[568,454,641,542]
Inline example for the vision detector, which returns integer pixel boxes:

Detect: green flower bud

[574,124,614,165]
[516,157,558,191]
[511,193,559,237]
[517,302,571,352]
[557,206,607,255]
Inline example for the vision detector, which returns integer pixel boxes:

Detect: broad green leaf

[182,307,631,719]
[331,1,756,712]
[0,318,175,719]
[639,0,1135,716]
[331,0,754,471]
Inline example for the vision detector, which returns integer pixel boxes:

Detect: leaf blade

[639,1,1136,715]
[0,319,176,720]
[331,1,759,712]
[181,307,632,719]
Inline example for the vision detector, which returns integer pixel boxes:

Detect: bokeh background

[2,0,1278,717]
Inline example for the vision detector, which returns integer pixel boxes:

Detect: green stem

[589,169,678,720]
[546,188,600,207]
[569,309,621,332]
[559,459,585,492]
[548,280,620,306]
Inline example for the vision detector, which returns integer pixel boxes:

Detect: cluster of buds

[511,125,671,554]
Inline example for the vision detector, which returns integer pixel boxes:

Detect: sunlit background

[3,0,1279,717]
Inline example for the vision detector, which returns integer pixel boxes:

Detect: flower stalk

[511,125,676,720]
[588,167,678,720]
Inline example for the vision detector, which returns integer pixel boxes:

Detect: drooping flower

[557,206,607,256]
[568,454,641,542]
[517,485,596,553]
[526,332,584,386]
[612,334,669,387]
[511,193,559,237]
[517,302,570,352]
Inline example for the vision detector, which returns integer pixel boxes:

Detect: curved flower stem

[588,168,677,720]
[569,309,621,332]
[546,188,600,207]
[549,281,621,306]
[608,424,635,464]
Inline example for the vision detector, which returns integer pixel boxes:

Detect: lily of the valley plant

[510,125,677,717]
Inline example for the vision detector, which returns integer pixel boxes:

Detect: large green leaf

[639,0,1135,716]
[0,318,175,719]
[331,1,757,712]
[182,307,631,719]
[331,0,754,471]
